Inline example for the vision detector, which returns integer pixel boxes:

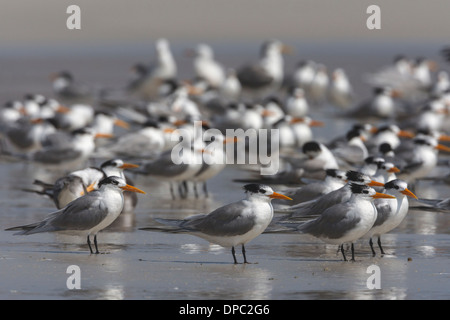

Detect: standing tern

[6,176,146,254]
[140,183,292,264]
[328,68,354,110]
[292,184,395,261]
[237,39,291,98]
[188,43,226,89]
[364,179,417,256]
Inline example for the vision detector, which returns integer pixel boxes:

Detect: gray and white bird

[6,176,146,254]
[293,183,395,261]
[364,179,417,256]
[140,183,292,264]
[237,39,291,98]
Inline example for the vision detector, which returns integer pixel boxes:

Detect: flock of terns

[1,38,450,263]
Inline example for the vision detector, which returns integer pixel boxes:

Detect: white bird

[283,140,339,180]
[309,63,329,106]
[140,183,292,264]
[331,128,369,167]
[219,68,242,101]
[189,43,226,89]
[366,124,415,154]
[347,87,400,119]
[6,176,146,254]
[365,179,417,256]
[328,68,354,109]
[53,103,95,131]
[397,136,450,182]
[431,71,450,97]
[284,87,309,118]
[291,184,395,261]
[288,60,316,94]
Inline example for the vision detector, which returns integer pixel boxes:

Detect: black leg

[340,244,347,261]
[170,183,175,200]
[231,246,238,264]
[193,182,199,198]
[203,182,209,198]
[369,238,376,256]
[350,243,355,261]
[377,236,385,255]
[242,244,249,264]
[94,234,100,254]
[87,235,94,254]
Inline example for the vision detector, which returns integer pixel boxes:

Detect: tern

[237,39,291,98]
[188,43,226,89]
[6,176,146,254]
[328,68,354,110]
[293,183,395,261]
[141,184,292,264]
[364,179,417,256]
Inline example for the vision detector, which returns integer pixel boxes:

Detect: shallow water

[0,43,449,300]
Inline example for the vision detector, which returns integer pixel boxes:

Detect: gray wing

[32,148,82,164]
[289,188,349,218]
[373,200,392,227]
[332,145,366,165]
[237,64,273,88]
[297,201,360,239]
[12,191,108,235]
[138,152,189,177]
[181,201,256,237]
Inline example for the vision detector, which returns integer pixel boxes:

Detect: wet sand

[0,43,449,301]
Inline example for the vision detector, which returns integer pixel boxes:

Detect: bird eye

[259,188,266,194]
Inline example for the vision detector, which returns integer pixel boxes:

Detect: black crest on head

[350,183,369,194]
[98,176,119,188]
[243,184,266,194]
[346,170,365,183]
[302,141,321,154]
[379,142,393,154]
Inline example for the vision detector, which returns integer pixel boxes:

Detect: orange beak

[388,166,401,173]
[368,180,385,187]
[397,130,415,139]
[94,133,114,139]
[120,184,146,194]
[435,144,450,152]
[269,192,293,200]
[372,192,396,199]
[401,188,418,199]
[119,163,139,170]
[114,119,130,130]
